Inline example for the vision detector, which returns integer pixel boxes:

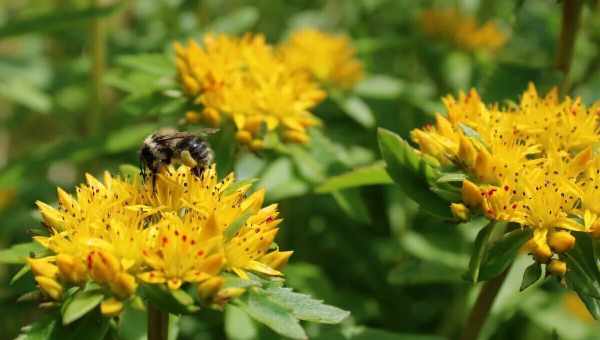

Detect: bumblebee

[139,128,215,189]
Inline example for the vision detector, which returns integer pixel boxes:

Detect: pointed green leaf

[520,262,542,291]
[223,178,258,196]
[0,4,123,38]
[334,95,376,128]
[316,162,393,193]
[62,289,104,325]
[377,128,451,218]
[564,232,600,318]
[264,287,349,324]
[238,289,307,340]
[466,220,495,283]
[225,305,257,340]
[11,265,31,285]
[331,189,371,224]
[51,311,110,340]
[478,228,532,281]
[0,242,46,264]
[353,75,404,99]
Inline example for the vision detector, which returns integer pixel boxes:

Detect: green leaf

[479,228,532,281]
[105,123,157,153]
[479,62,563,102]
[238,289,307,340]
[223,178,258,196]
[10,265,31,285]
[209,124,236,179]
[207,6,260,34]
[331,189,371,224]
[377,128,451,218]
[0,4,123,38]
[388,259,463,285]
[264,287,350,324]
[225,305,257,340]
[313,326,446,340]
[564,232,600,318]
[115,54,174,77]
[118,303,147,340]
[50,311,110,340]
[466,220,496,283]
[334,95,376,128]
[224,209,254,241]
[139,285,200,315]
[316,162,393,193]
[62,289,104,325]
[436,172,467,183]
[520,262,542,292]
[353,75,404,99]
[119,164,142,184]
[15,316,56,340]
[0,242,46,264]
[0,79,52,112]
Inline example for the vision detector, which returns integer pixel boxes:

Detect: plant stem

[555,0,583,92]
[459,267,510,340]
[88,0,107,135]
[148,304,169,340]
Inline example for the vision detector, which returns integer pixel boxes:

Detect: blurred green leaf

[0,242,46,264]
[520,262,542,292]
[314,326,447,340]
[377,128,451,218]
[238,289,307,340]
[316,162,392,193]
[225,305,257,340]
[479,228,532,281]
[0,4,122,38]
[332,189,371,224]
[388,259,462,285]
[15,316,56,340]
[333,94,376,128]
[115,54,174,77]
[400,231,469,269]
[50,311,110,340]
[104,123,157,153]
[61,289,104,325]
[0,79,52,112]
[10,265,31,285]
[353,75,404,99]
[207,6,260,34]
[480,62,563,102]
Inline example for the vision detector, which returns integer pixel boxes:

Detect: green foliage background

[1,0,600,339]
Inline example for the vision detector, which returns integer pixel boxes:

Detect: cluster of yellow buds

[175,33,327,150]
[419,8,507,53]
[411,84,600,275]
[29,165,292,315]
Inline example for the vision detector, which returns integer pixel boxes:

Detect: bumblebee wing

[152,132,195,142]
[196,128,220,137]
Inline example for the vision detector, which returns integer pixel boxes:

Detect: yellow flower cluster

[419,8,507,53]
[29,165,292,315]
[411,84,600,274]
[279,28,363,90]
[175,33,326,149]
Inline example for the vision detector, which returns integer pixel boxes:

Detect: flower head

[411,84,600,267]
[279,28,363,89]
[419,8,507,53]
[32,164,291,314]
[175,33,326,149]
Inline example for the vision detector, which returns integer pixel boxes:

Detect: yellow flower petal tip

[450,203,470,221]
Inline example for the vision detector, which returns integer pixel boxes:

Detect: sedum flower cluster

[419,8,507,53]
[279,28,363,90]
[410,84,600,275]
[175,30,362,149]
[28,165,292,315]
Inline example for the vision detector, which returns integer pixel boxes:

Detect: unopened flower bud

[185,111,202,124]
[548,259,567,277]
[462,180,482,208]
[197,276,224,300]
[249,139,265,152]
[56,254,87,284]
[28,258,59,280]
[35,276,63,300]
[283,130,309,144]
[235,130,253,145]
[217,287,246,300]
[110,272,137,298]
[202,107,221,127]
[88,251,120,283]
[100,298,124,317]
[450,203,470,221]
[548,231,575,253]
[527,240,552,263]
[182,75,200,95]
[458,135,477,168]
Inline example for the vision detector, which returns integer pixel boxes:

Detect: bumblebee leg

[192,166,205,177]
